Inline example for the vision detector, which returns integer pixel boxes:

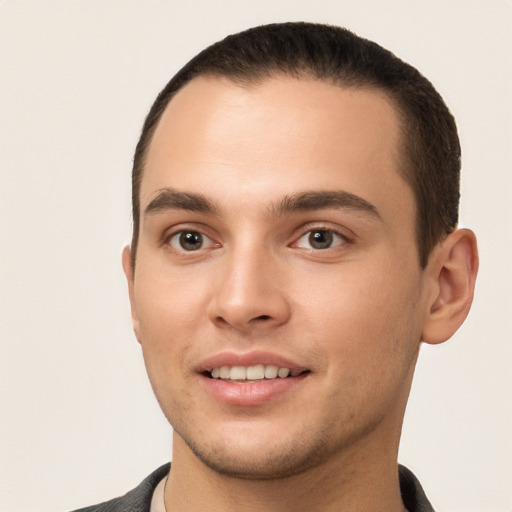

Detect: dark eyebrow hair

[271,190,381,218]
[144,187,380,220]
[145,188,218,215]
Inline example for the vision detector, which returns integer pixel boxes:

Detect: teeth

[264,365,278,379]
[230,366,246,380]
[277,367,290,378]
[246,364,265,380]
[210,364,303,381]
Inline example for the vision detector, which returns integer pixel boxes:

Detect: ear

[422,229,478,344]
[122,245,141,343]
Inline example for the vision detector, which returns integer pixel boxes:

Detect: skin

[123,76,478,511]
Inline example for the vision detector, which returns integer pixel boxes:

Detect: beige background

[1,1,511,510]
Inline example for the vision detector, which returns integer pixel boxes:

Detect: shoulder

[399,465,435,512]
[71,463,170,512]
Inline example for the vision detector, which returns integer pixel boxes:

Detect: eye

[167,230,216,252]
[295,229,346,250]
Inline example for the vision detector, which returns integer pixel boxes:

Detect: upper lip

[198,351,308,373]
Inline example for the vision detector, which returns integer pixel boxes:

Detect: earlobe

[422,229,479,345]
[122,246,141,343]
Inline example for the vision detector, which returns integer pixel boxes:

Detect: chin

[189,442,325,480]
[173,422,345,480]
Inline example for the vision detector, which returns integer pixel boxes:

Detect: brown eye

[309,230,333,249]
[295,229,346,250]
[180,231,203,250]
[169,231,210,251]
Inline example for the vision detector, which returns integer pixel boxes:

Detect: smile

[209,364,306,380]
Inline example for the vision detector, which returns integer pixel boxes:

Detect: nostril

[255,315,272,321]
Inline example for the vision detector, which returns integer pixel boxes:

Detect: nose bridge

[209,235,290,330]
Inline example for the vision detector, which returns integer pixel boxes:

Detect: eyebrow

[144,187,380,219]
[145,188,218,215]
[271,190,381,219]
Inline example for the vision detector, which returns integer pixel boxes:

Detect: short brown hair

[131,22,460,268]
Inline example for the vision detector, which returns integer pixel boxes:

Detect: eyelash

[293,228,348,250]
[163,225,351,254]
[165,229,219,252]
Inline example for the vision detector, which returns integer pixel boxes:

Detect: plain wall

[1,1,511,511]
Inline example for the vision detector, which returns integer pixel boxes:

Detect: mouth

[205,364,310,381]
[198,354,311,405]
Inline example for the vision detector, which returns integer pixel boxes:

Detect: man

[74,22,478,512]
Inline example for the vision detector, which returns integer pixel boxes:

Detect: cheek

[135,265,209,340]
[296,261,423,369]
[134,276,202,421]
[132,271,205,395]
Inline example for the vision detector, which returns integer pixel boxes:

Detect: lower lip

[200,374,308,406]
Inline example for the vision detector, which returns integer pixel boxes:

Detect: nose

[207,244,291,333]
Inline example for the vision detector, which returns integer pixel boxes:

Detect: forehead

[141,75,413,222]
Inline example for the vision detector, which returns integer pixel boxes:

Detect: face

[125,76,433,478]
